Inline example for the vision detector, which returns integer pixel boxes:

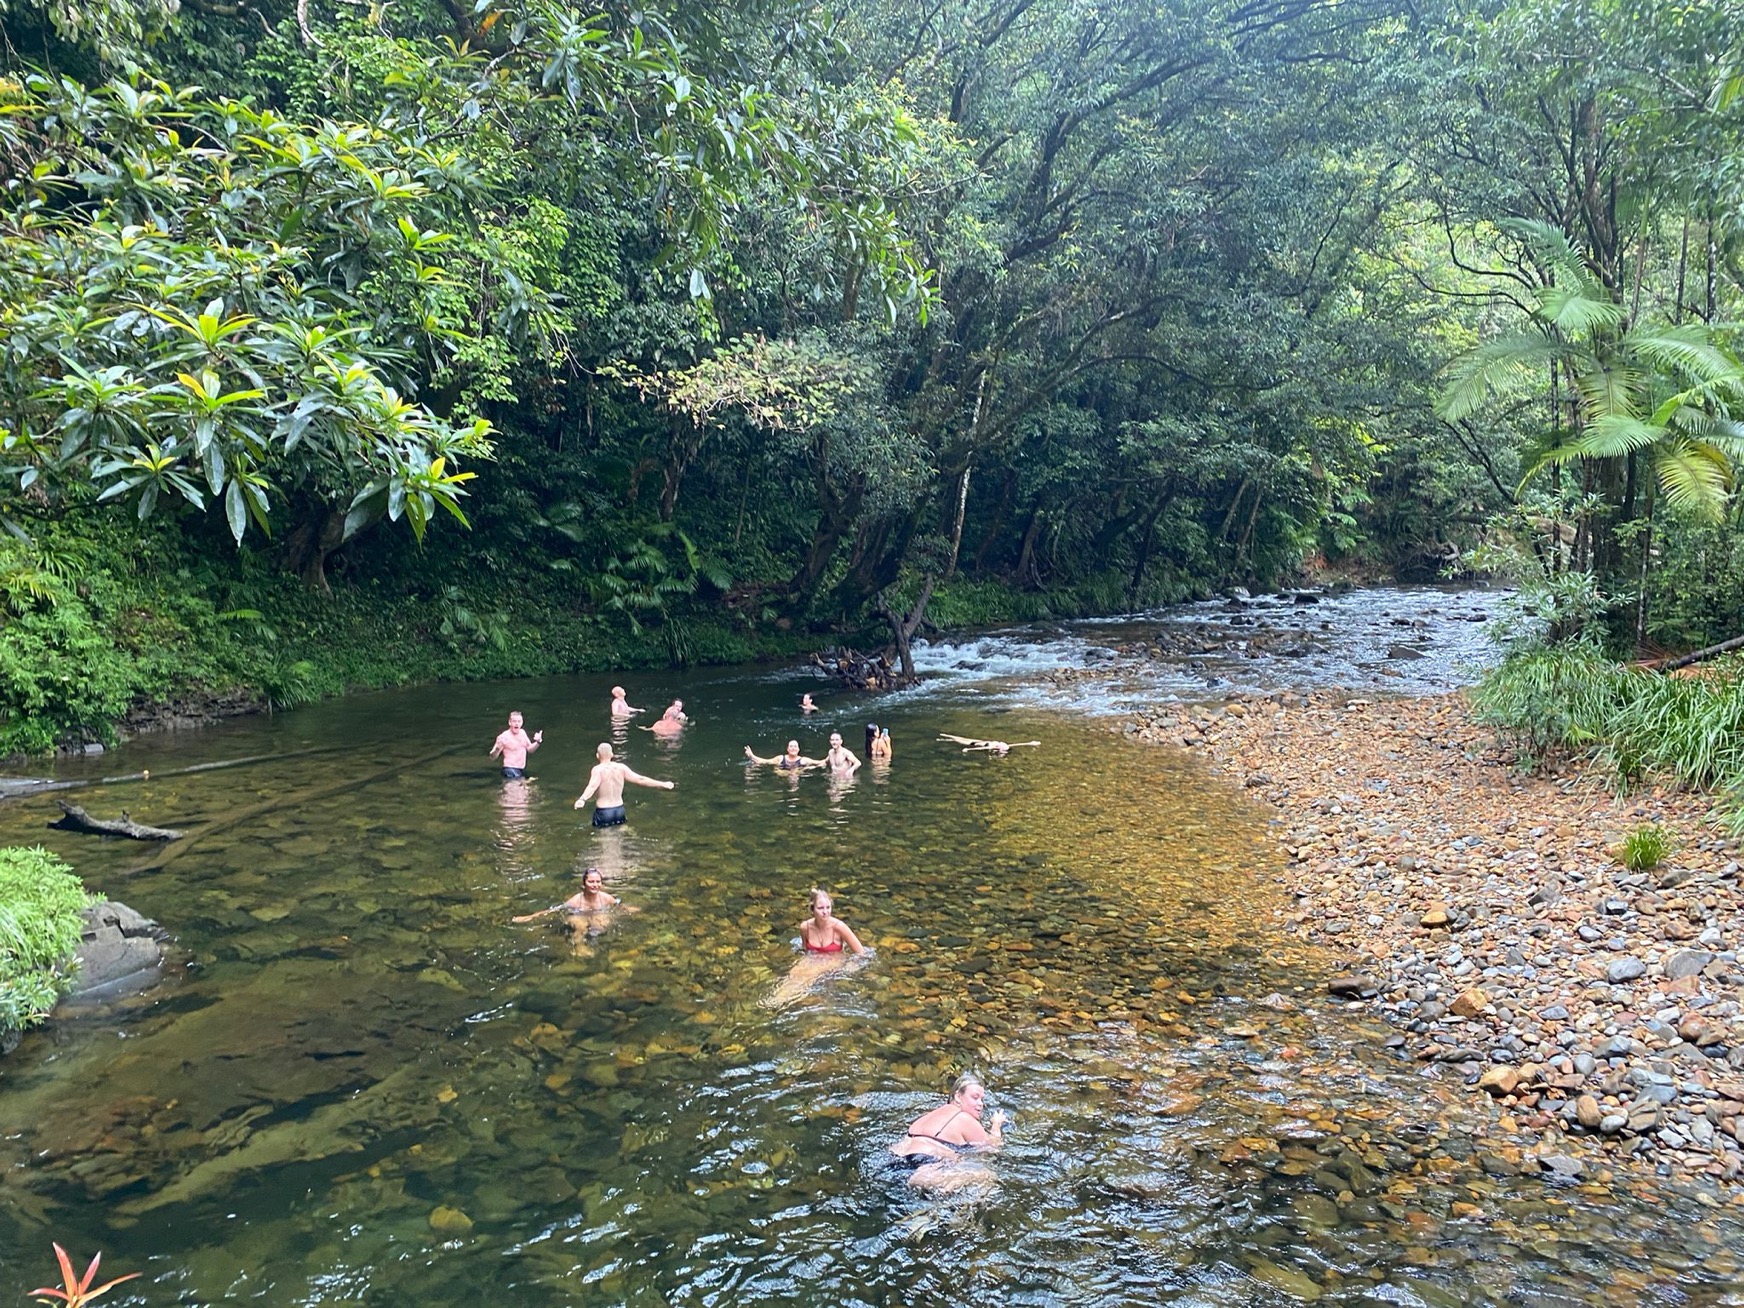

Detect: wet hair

[581,866,603,884]
[866,723,878,753]
[808,887,832,909]
[951,1072,984,1099]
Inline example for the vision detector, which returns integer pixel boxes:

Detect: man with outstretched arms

[575,742,674,826]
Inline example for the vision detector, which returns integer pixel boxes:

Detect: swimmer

[799,887,866,955]
[512,866,620,921]
[824,731,862,776]
[937,733,1039,755]
[891,1073,1006,1190]
[488,711,543,779]
[801,693,817,713]
[871,727,892,761]
[609,686,645,719]
[575,742,674,826]
[647,699,688,736]
[744,740,823,771]
[762,888,867,1008]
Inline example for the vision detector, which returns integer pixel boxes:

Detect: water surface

[0,652,1738,1305]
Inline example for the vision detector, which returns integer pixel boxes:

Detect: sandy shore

[1122,690,1744,1194]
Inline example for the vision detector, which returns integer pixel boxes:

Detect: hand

[664,781,675,790]
[573,797,585,809]
[991,1110,1008,1130]
[533,730,543,741]
[743,746,754,758]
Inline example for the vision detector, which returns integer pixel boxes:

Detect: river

[0,587,1739,1305]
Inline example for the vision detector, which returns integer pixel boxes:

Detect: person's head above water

[786,740,801,756]
[508,711,524,728]
[581,866,605,892]
[596,742,614,761]
[809,887,834,918]
[829,732,843,747]
[950,1072,988,1114]
[611,686,626,699]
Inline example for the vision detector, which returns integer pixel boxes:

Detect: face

[812,895,833,920]
[672,700,683,711]
[829,734,842,748]
[509,712,523,729]
[786,741,800,756]
[584,870,603,893]
[954,1082,986,1116]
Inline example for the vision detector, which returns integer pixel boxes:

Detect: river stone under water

[0,660,1739,1306]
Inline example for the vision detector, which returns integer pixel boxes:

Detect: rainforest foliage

[0,0,1742,749]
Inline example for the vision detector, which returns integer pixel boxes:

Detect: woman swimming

[798,887,866,954]
[891,1073,1006,1186]
[745,740,823,771]
[511,866,620,921]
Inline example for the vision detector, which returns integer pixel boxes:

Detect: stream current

[0,587,1740,1305]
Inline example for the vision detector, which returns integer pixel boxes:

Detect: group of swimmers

[487,686,1006,1188]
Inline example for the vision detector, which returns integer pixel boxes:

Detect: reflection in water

[0,669,1735,1306]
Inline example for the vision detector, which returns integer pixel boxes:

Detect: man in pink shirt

[489,711,543,779]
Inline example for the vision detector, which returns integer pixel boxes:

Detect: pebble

[1119,690,1744,1194]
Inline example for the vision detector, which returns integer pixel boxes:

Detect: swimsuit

[805,939,844,954]
[592,805,626,827]
[501,766,525,780]
[777,757,802,770]
[893,1109,971,1164]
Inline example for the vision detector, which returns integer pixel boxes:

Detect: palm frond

[1538,284,1623,337]
[1436,332,1565,421]
[1515,442,1586,494]
[1497,218,1588,285]
[1627,325,1744,386]
[1571,357,1645,421]
[1653,437,1732,521]
[1574,414,1662,459]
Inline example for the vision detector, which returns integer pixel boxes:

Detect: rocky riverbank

[1122,690,1744,1198]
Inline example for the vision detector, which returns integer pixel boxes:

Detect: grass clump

[1617,825,1674,871]
[0,847,91,1041]
[1471,644,1744,832]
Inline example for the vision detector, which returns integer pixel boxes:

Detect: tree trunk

[280,505,348,593]
[876,572,935,681]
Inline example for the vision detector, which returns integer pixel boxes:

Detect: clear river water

[1,587,1741,1306]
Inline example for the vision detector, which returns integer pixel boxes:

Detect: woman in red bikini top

[798,888,866,956]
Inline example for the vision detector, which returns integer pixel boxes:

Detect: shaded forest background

[0,0,1741,751]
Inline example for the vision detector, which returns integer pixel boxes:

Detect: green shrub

[1617,825,1673,871]
[1472,647,1744,831]
[0,847,91,1040]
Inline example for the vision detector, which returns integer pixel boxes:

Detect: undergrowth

[0,847,91,1042]
[1471,644,1744,832]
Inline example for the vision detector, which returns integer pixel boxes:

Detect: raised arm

[527,730,544,753]
[744,746,782,765]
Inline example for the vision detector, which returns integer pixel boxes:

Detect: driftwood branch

[810,646,909,691]
[50,801,183,841]
[1654,633,1744,673]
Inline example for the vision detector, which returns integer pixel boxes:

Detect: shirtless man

[575,742,674,826]
[649,699,688,736]
[744,740,823,771]
[824,731,861,776]
[512,867,620,922]
[800,693,817,714]
[488,711,543,778]
[609,686,644,719]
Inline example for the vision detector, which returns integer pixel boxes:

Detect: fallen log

[49,801,183,841]
[810,646,915,691]
[1653,633,1744,673]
